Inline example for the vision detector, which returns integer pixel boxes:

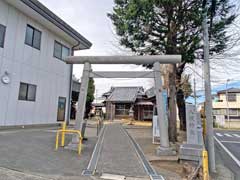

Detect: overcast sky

[39,0,240,101]
[39,0,154,99]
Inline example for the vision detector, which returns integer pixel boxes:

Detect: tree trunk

[168,64,177,143]
[84,101,91,118]
[176,89,186,131]
[176,63,186,131]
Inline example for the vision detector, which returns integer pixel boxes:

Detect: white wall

[213,93,240,109]
[0,0,71,126]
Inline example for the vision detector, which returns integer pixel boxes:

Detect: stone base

[82,169,94,176]
[179,144,203,162]
[155,146,177,156]
[148,154,178,161]
[64,142,79,151]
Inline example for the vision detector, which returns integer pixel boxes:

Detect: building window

[227,93,236,102]
[214,96,223,102]
[143,106,153,119]
[0,24,6,48]
[25,25,41,50]
[18,82,37,101]
[213,109,219,115]
[53,41,70,60]
[213,109,226,115]
[229,109,238,116]
[221,109,226,115]
[115,104,131,115]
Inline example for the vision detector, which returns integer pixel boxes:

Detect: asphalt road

[214,130,240,179]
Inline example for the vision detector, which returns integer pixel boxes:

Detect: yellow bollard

[202,150,209,180]
[78,137,83,155]
[55,129,82,155]
[55,131,59,150]
[61,122,66,147]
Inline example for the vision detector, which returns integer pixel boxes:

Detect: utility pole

[203,8,216,173]
[95,90,98,104]
[225,79,230,128]
[185,64,201,109]
[194,60,197,109]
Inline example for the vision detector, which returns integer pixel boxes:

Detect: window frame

[53,40,70,61]
[62,45,70,59]
[143,106,153,119]
[227,93,236,102]
[0,24,6,48]
[25,24,42,50]
[229,108,238,116]
[53,41,62,60]
[18,82,37,102]
[115,103,131,116]
[213,108,227,115]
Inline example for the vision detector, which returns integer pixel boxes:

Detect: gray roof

[145,87,155,98]
[218,88,240,94]
[72,80,81,92]
[20,0,92,49]
[106,87,144,102]
[92,103,105,107]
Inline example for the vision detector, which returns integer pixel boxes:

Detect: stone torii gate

[65,55,181,154]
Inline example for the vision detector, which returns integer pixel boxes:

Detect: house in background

[212,88,240,128]
[0,0,91,126]
[103,87,154,121]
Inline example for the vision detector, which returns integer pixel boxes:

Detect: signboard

[152,115,160,144]
[186,104,197,144]
[186,104,203,145]
[196,112,203,145]
[152,90,168,144]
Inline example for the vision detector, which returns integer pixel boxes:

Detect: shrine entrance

[65,55,181,151]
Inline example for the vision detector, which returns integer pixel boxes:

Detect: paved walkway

[96,123,148,178]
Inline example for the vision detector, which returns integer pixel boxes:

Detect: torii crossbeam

[65,55,181,155]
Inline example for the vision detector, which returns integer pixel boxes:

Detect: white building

[0,0,91,126]
[212,88,240,128]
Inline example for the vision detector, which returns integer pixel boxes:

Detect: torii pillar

[73,62,91,143]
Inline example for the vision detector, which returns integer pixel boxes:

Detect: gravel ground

[124,125,235,180]
[124,126,183,180]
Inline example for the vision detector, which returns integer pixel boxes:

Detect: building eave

[217,88,240,94]
[5,0,92,50]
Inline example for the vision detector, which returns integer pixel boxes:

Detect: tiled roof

[106,87,144,102]
[217,88,240,94]
[145,87,155,98]
[72,80,81,92]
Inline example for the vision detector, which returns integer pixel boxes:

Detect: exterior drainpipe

[66,41,80,125]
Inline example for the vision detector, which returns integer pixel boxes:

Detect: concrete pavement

[4,122,238,180]
[84,123,164,179]
[0,123,164,180]
[0,127,98,180]
[96,123,147,177]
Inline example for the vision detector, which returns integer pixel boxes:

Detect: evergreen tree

[108,0,236,141]
[85,78,95,118]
